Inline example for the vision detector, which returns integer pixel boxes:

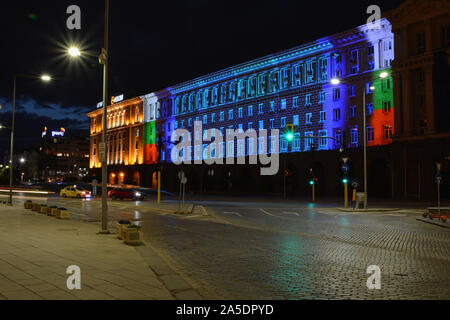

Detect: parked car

[108,188,144,201]
[60,186,91,198]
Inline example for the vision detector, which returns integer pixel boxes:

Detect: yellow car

[60,186,91,198]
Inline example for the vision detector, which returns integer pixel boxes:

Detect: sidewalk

[0,204,192,300]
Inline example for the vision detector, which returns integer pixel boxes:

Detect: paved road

[8,195,450,300]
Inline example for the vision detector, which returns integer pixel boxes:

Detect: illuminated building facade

[87,97,144,185]
[88,19,397,196]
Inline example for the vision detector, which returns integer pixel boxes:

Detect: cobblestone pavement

[40,197,450,299]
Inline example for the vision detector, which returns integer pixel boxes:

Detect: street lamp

[331,71,389,209]
[68,47,81,57]
[20,158,25,164]
[8,73,52,206]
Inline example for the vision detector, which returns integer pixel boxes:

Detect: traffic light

[342,178,348,184]
[285,124,294,142]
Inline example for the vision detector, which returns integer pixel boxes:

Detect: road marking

[259,208,277,217]
[282,211,299,216]
[223,211,242,217]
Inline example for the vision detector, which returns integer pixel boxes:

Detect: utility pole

[8,75,16,206]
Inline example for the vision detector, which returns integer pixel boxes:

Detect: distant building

[40,127,90,182]
[87,97,144,185]
[387,0,450,200]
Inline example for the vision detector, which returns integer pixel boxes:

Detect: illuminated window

[196,91,203,109]
[211,113,215,123]
[335,129,343,146]
[383,101,392,113]
[188,118,192,127]
[247,77,256,97]
[269,101,275,112]
[270,119,275,129]
[350,127,358,144]
[229,82,236,101]
[238,107,243,118]
[281,99,286,110]
[203,114,207,125]
[238,79,246,100]
[280,67,289,89]
[293,96,299,108]
[220,84,227,104]
[135,106,139,123]
[318,57,328,82]
[304,131,313,150]
[268,70,279,93]
[259,120,264,130]
[293,115,299,126]
[305,61,314,84]
[257,74,266,95]
[349,85,356,97]
[367,103,374,116]
[280,117,286,128]
[350,49,359,74]
[248,122,253,129]
[293,134,300,150]
[220,111,224,121]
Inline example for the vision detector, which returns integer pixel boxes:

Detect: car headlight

[134,192,141,197]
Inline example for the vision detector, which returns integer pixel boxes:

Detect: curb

[336,207,401,213]
[416,217,450,228]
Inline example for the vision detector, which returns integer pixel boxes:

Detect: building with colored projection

[88,18,396,196]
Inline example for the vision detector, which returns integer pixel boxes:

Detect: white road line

[259,208,277,217]
[282,211,299,216]
[223,211,242,217]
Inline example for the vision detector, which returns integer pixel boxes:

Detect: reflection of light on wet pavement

[134,210,141,220]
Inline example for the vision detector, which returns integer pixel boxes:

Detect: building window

[305,94,312,106]
[293,115,299,126]
[318,130,327,148]
[333,88,340,101]
[281,99,287,110]
[280,137,287,152]
[383,101,392,113]
[384,125,393,140]
[269,101,275,112]
[188,118,192,127]
[270,119,275,129]
[349,85,356,97]
[293,96,299,108]
[248,105,253,117]
[417,32,426,54]
[305,131,313,150]
[367,127,374,142]
[258,103,264,114]
[333,108,341,121]
[292,64,301,87]
[350,127,358,144]
[293,133,300,150]
[350,49,359,74]
[335,129,343,146]
[228,109,233,120]
[319,91,325,103]
[220,111,225,121]
[280,67,289,89]
[203,114,207,125]
[237,107,243,118]
[366,103,374,116]
[320,111,326,122]
[305,61,314,84]
[211,113,215,123]
[248,122,253,130]
[349,105,356,119]
[280,117,286,128]
[257,74,266,96]
[305,113,312,125]
[259,120,264,130]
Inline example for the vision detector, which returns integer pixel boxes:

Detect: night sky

[0,0,404,155]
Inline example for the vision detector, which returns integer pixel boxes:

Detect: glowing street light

[331,78,341,85]
[20,158,25,164]
[41,74,51,81]
[379,71,389,79]
[68,47,81,57]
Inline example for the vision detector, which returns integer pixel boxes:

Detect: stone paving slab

[0,204,177,300]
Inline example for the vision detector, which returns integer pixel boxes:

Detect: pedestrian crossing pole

[344,181,348,208]
[312,183,315,203]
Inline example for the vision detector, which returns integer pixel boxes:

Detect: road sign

[341,164,349,173]
[181,177,187,184]
[178,170,185,180]
[351,179,359,189]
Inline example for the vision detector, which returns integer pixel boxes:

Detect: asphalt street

[4,194,450,300]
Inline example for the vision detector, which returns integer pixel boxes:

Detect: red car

[108,188,144,201]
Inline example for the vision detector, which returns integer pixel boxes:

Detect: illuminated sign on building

[42,127,66,138]
[96,94,124,108]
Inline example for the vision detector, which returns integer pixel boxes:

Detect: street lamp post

[8,74,51,206]
[98,0,110,233]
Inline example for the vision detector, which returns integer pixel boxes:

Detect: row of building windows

[170,125,393,162]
